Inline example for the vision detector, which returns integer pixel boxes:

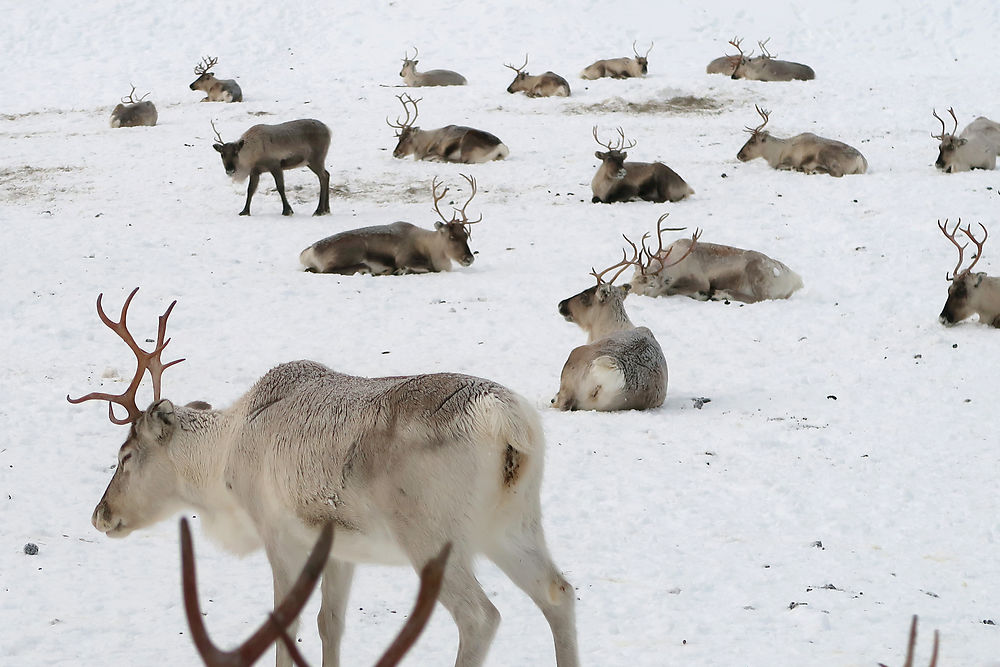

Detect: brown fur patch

[502,444,521,487]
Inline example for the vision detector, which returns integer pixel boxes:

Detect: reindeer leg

[270,168,294,216]
[240,170,260,216]
[309,163,330,215]
[317,559,354,667]
[263,539,310,667]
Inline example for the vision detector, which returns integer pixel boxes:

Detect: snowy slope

[2,1,998,665]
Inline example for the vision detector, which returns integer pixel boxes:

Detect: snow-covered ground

[2,1,998,665]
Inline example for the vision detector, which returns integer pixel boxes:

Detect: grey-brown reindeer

[727,38,815,81]
[591,127,694,203]
[504,54,570,97]
[553,241,668,412]
[211,119,330,216]
[580,41,652,79]
[110,85,157,128]
[71,288,579,667]
[938,219,1000,327]
[388,93,509,163]
[300,174,481,275]
[736,105,867,177]
[629,214,803,303]
[931,107,1000,172]
[399,46,468,87]
[189,55,243,102]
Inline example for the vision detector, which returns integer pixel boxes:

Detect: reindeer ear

[236,139,245,151]
[434,221,444,230]
[212,143,224,153]
[140,399,176,442]
[621,283,633,295]
[595,151,604,160]
[975,272,985,287]
[958,138,968,146]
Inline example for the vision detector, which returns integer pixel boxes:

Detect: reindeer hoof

[239,210,251,216]
[282,209,294,216]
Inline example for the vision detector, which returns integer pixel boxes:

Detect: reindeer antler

[757,38,775,59]
[745,104,771,135]
[592,126,637,152]
[402,46,418,62]
[452,174,482,229]
[194,55,219,76]
[939,218,988,280]
[632,40,653,58]
[637,213,688,274]
[877,616,939,667]
[210,119,224,144]
[387,93,421,131]
[67,288,184,425]
[121,84,150,104]
[931,107,959,140]
[504,53,529,74]
[590,238,642,286]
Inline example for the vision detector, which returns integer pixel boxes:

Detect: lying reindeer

[737,105,868,177]
[110,85,157,128]
[504,54,570,97]
[300,174,480,275]
[71,288,579,667]
[931,107,1000,172]
[591,127,694,203]
[580,41,652,80]
[553,243,668,412]
[388,93,509,163]
[399,47,467,87]
[189,55,243,102]
[727,38,815,81]
[938,219,999,327]
[211,118,330,216]
[629,214,803,303]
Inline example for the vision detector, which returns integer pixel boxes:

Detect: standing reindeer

[387,94,509,163]
[71,288,578,667]
[591,127,694,203]
[580,41,652,79]
[399,47,467,87]
[737,105,868,177]
[211,119,331,216]
[553,243,668,412]
[931,107,1000,172]
[727,38,815,81]
[504,54,570,97]
[628,214,803,302]
[190,56,243,102]
[938,219,999,327]
[110,85,157,128]
[299,174,481,275]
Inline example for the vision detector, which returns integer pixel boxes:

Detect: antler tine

[591,240,641,286]
[453,173,482,226]
[938,218,968,280]
[431,176,451,224]
[757,38,774,59]
[632,40,639,57]
[504,53,529,73]
[404,45,418,61]
[592,126,616,151]
[745,105,771,135]
[895,616,939,667]
[930,109,948,140]
[660,226,701,269]
[643,41,654,58]
[615,127,637,150]
[374,542,451,667]
[181,518,332,667]
[959,221,988,275]
[194,55,219,76]
[946,107,959,135]
[210,119,224,144]
[121,84,137,104]
[389,93,421,130]
[137,90,150,102]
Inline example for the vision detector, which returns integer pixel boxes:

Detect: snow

[2,0,999,665]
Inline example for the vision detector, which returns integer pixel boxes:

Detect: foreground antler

[591,237,641,286]
[745,104,771,135]
[930,107,959,140]
[66,288,183,424]
[182,518,452,667]
[432,174,482,231]
[387,93,421,131]
[877,615,939,667]
[195,55,220,76]
[939,218,988,280]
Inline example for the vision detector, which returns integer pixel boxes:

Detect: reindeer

[591,127,694,203]
[629,214,803,302]
[211,119,330,216]
[727,38,815,81]
[580,41,652,80]
[189,56,243,102]
[70,288,578,667]
[938,219,1000,327]
[504,54,570,97]
[110,85,157,128]
[387,94,509,163]
[300,174,481,275]
[706,55,738,75]
[399,47,467,87]
[181,518,451,666]
[931,107,1000,172]
[737,105,868,177]
[552,242,668,412]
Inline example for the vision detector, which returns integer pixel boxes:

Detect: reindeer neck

[587,298,634,342]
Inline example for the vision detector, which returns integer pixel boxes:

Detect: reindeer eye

[121,452,133,465]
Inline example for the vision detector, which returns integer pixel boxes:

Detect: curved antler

[592,126,637,152]
[67,288,184,425]
[639,213,688,271]
[757,38,775,59]
[940,218,988,280]
[632,40,653,58]
[745,104,771,135]
[452,174,482,228]
[931,109,950,140]
[590,238,641,286]
[121,84,149,104]
[504,53,529,74]
[387,93,421,130]
[194,55,219,76]
[402,46,418,62]
[210,119,224,144]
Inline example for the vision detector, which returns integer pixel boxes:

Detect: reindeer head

[737,105,772,161]
[629,213,700,293]
[727,37,754,79]
[593,126,637,179]
[209,120,244,178]
[938,219,990,325]
[67,288,189,538]
[387,93,421,158]
[399,46,419,78]
[431,174,481,267]
[931,107,967,173]
[190,55,220,90]
[632,40,653,74]
[504,54,531,93]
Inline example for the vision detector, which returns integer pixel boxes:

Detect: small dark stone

[827,395,837,400]
[720,173,727,178]
[24,543,39,555]
[953,343,958,348]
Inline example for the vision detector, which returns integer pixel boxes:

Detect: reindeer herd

[74,36,998,666]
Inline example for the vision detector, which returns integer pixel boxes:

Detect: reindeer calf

[931,107,1000,172]
[553,247,668,412]
[591,127,693,203]
[300,175,479,275]
[581,41,652,80]
[938,220,1000,327]
[189,55,242,102]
